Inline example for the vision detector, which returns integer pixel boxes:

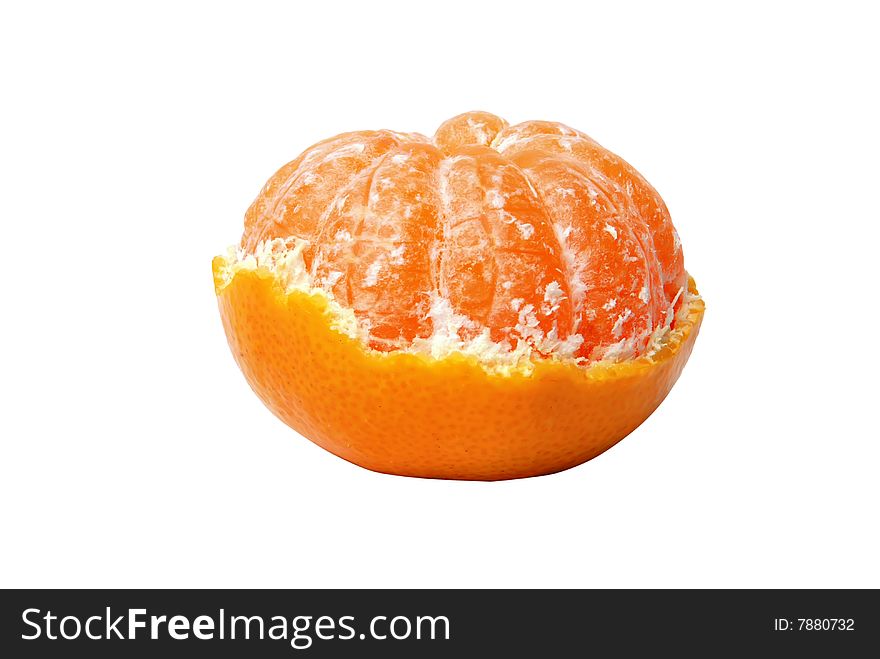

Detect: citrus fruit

[213,111,704,480]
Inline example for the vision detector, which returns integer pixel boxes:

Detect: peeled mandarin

[214,111,704,480]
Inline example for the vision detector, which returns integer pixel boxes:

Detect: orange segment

[311,141,442,349]
[437,148,573,348]
[434,111,508,153]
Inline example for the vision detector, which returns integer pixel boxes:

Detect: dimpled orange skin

[215,112,704,480]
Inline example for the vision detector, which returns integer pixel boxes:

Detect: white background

[2,1,878,588]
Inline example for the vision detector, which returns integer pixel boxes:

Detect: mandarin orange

[214,111,703,480]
